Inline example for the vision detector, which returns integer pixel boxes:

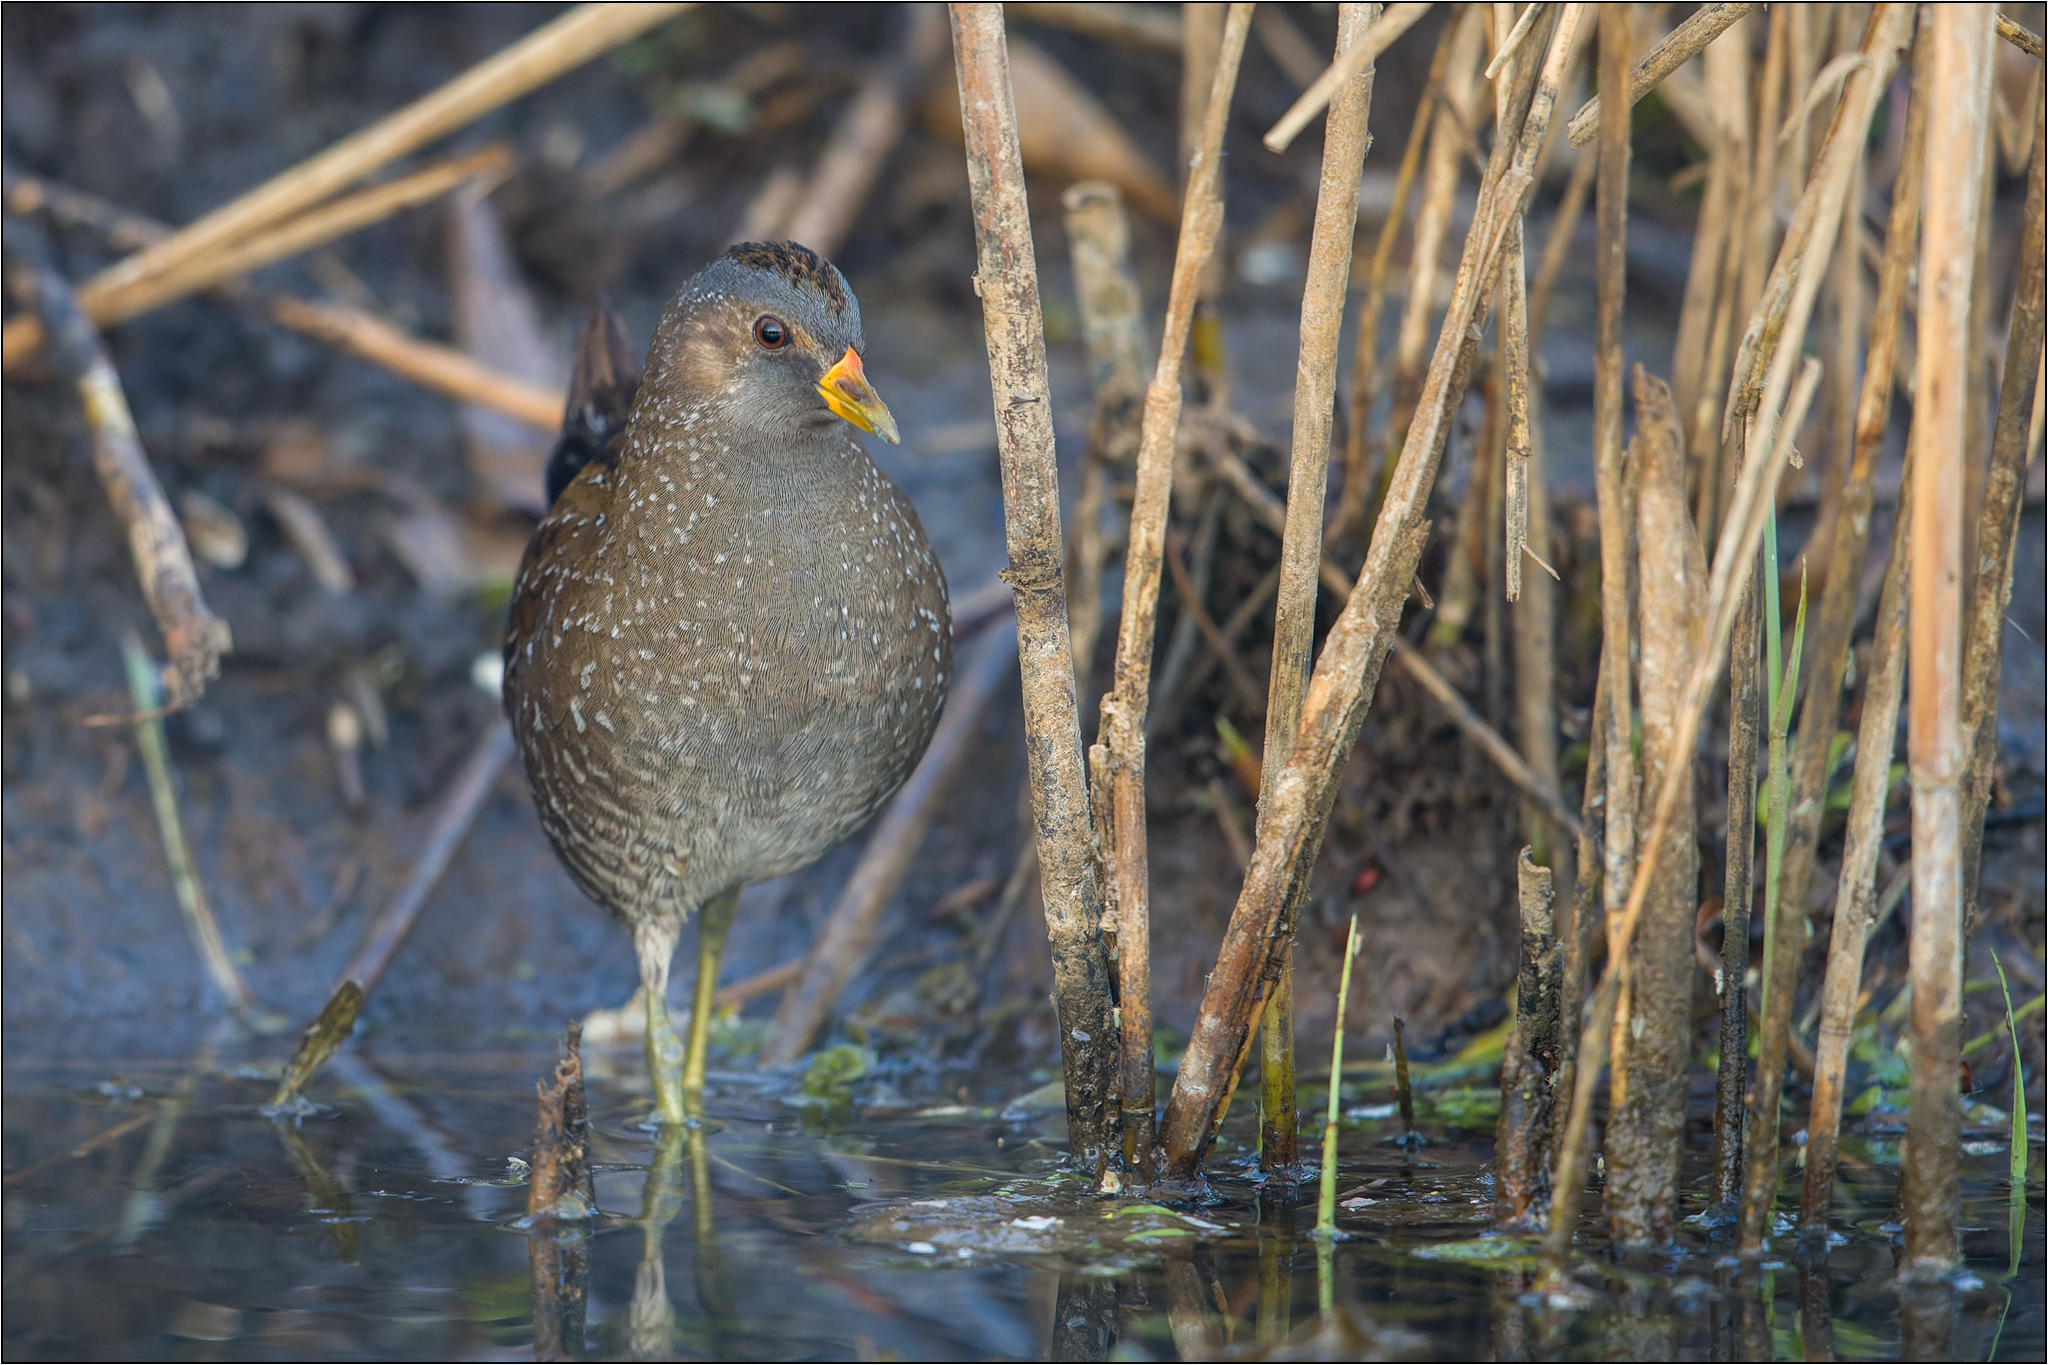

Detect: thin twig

[1565,3,1763,147]
[1264,3,1433,152]
[950,1,1122,1170]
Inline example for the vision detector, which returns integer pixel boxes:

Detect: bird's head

[647,240,899,446]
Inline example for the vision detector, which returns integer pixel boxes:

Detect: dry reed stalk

[1603,370,1704,1249]
[2002,14,2047,59]
[1182,3,1232,410]
[1061,181,1148,680]
[1564,3,1762,147]
[1685,16,1756,540]
[1756,34,1934,1221]
[1550,661,1604,1159]
[1496,848,1561,1228]
[1957,75,2045,935]
[763,622,1019,1064]
[1510,393,1565,867]
[1159,6,1585,1179]
[5,247,233,709]
[1333,18,1459,548]
[1668,12,1747,452]
[1710,574,1761,1220]
[1256,0,1382,1176]
[950,1,1123,1169]
[1095,2,1253,1180]
[1263,2,1433,152]
[1589,6,1639,1073]
[1,4,690,372]
[781,5,945,257]
[36,145,513,343]
[267,297,563,430]
[1721,9,1911,467]
[1801,453,1914,1244]
[1900,4,1995,1278]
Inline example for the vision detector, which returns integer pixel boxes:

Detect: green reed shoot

[1316,915,1363,1242]
[1996,954,2027,1279]
[1758,513,1808,1025]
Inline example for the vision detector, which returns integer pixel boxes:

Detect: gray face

[640,248,871,450]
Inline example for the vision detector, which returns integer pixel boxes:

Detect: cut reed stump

[1495,849,1561,1228]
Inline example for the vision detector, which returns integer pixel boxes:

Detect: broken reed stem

[1158,5,1584,1180]
[528,1024,594,1364]
[1496,848,1560,1228]
[1902,4,1996,1278]
[1315,916,1363,1239]
[950,1,1122,1170]
[1711,572,1761,1220]
[0,2,692,372]
[2001,14,2047,59]
[1802,454,1914,1243]
[118,632,258,1013]
[781,5,943,257]
[764,621,1018,1064]
[2,245,234,709]
[1263,2,1431,152]
[1182,3,1231,411]
[1564,2,1762,147]
[1957,74,2045,934]
[1604,370,1704,1250]
[1093,1,1252,1183]
[1257,0,1380,1179]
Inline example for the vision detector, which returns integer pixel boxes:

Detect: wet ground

[3,1040,2041,1361]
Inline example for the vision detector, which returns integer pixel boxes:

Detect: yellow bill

[817,347,900,445]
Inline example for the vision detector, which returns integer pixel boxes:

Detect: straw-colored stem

[1096,2,1253,1181]
[1958,70,2045,933]
[1553,661,1606,1136]
[1,3,691,371]
[1257,6,1380,1174]
[950,1,1122,1169]
[1565,3,1762,147]
[1159,5,1584,1179]
[1801,453,1914,1244]
[1901,2,1995,1278]
[1264,2,1433,152]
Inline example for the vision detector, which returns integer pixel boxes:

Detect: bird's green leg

[682,887,739,1117]
[635,920,687,1127]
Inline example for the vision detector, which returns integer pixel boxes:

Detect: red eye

[753,315,788,349]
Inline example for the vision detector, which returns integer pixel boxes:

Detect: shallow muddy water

[3,1040,2041,1362]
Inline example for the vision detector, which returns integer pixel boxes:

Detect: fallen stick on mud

[2,240,232,710]
[1564,3,1762,147]
[761,618,1020,1066]
[2,2,692,370]
[949,0,1123,1170]
[268,719,516,1111]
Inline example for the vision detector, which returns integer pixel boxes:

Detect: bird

[504,242,951,1124]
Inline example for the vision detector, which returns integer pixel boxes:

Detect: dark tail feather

[544,297,641,507]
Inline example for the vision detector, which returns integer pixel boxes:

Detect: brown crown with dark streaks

[724,241,850,314]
